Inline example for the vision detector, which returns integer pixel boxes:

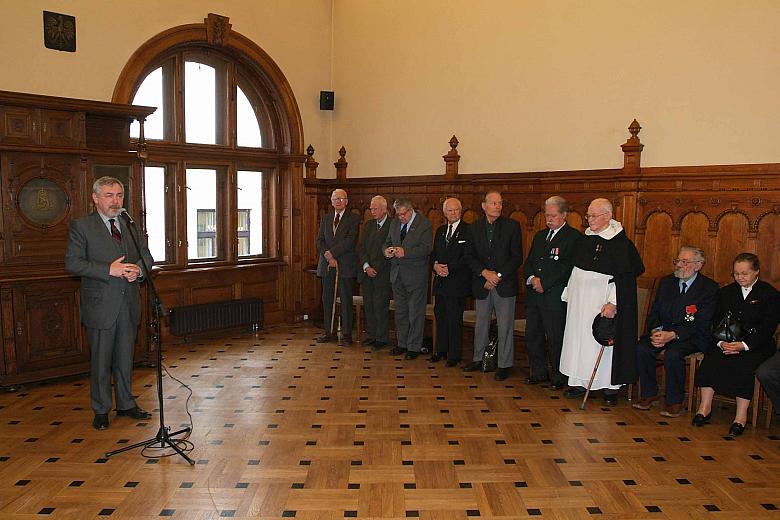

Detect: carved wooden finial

[628,119,642,142]
[306,144,315,157]
[205,13,232,46]
[305,144,318,179]
[334,146,348,181]
[443,135,460,179]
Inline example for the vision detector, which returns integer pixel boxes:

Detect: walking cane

[330,263,339,338]
[580,344,606,410]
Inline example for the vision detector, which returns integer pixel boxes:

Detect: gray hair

[370,195,387,208]
[679,245,706,264]
[545,195,568,213]
[93,176,124,195]
[393,197,413,211]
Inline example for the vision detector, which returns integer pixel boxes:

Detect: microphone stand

[106,210,194,465]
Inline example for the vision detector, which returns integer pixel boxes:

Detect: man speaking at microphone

[66,176,154,430]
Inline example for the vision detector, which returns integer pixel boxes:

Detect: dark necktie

[400,223,408,242]
[333,213,340,233]
[546,229,554,244]
[680,281,687,294]
[377,220,382,230]
[446,224,453,243]
[109,218,122,243]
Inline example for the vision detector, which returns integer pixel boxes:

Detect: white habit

[559,220,622,390]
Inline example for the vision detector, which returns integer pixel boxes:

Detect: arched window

[113,14,303,269]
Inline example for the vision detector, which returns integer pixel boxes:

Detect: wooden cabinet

[0,90,154,388]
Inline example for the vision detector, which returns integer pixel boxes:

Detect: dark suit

[357,217,391,344]
[65,212,154,415]
[636,272,719,404]
[522,223,580,384]
[384,212,432,352]
[316,210,360,338]
[699,281,780,399]
[465,216,523,368]
[432,221,472,362]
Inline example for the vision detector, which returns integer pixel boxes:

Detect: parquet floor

[2,323,780,519]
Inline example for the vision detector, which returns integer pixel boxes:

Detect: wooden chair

[626,276,657,401]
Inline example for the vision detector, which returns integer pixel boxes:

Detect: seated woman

[693,253,780,437]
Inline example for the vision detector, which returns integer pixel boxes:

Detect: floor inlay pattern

[1,323,780,518]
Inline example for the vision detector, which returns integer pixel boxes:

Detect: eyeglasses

[585,212,608,219]
[331,197,347,202]
[732,271,755,278]
[672,258,701,266]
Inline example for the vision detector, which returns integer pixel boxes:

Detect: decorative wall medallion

[752,197,761,206]
[43,11,76,52]
[17,178,68,227]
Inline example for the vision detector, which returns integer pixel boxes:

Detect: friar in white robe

[560,198,644,392]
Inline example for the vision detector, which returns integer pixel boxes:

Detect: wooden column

[334,146,348,181]
[443,135,460,179]
[621,119,644,175]
[305,144,319,179]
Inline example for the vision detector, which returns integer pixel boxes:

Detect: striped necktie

[109,218,122,243]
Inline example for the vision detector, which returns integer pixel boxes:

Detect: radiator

[168,298,264,337]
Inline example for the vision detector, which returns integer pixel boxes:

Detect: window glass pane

[236,86,262,148]
[187,168,217,260]
[144,166,166,262]
[237,170,264,256]
[185,61,216,144]
[130,67,164,140]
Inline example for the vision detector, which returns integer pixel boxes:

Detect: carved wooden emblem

[43,11,76,52]
[205,13,232,46]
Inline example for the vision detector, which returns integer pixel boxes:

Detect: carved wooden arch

[111,14,304,155]
[636,207,672,231]
[676,208,713,232]
[713,207,752,232]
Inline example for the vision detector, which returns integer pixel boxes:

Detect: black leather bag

[480,325,498,372]
[712,311,752,342]
[592,315,616,346]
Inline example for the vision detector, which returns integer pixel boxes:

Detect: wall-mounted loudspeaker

[320,91,334,111]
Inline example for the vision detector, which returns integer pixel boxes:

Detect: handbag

[480,325,498,372]
[712,311,752,342]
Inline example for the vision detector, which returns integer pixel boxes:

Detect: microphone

[119,208,136,224]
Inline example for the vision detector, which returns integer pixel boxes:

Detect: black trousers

[361,277,391,343]
[524,303,566,384]
[321,270,354,337]
[757,351,780,413]
[636,337,700,404]
[434,292,467,361]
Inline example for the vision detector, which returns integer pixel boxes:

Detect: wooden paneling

[300,128,780,319]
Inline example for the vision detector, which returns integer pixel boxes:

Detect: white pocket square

[457,240,466,243]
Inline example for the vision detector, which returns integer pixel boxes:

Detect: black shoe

[445,359,460,367]
[341,336,353,346]
[316,334,336,343]
[462,361,480,372]
[92,413,109,430]
[692,413,712,427]
[523,376,549,385]
[549,381,566,391]
[404,351,420,360]
[389,346,406,356]
[494,367,510,381]
[428,353,446,363]
[564,387,586,399]
[728,422,746,437]
[372,341,387,350]
[602,393,618,407]
[362,338,376,346]
[116,406,151,420]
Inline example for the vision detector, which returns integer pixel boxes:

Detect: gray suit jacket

[316,210,360,278]
[65,213,154,330]
[383,212,432,287]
